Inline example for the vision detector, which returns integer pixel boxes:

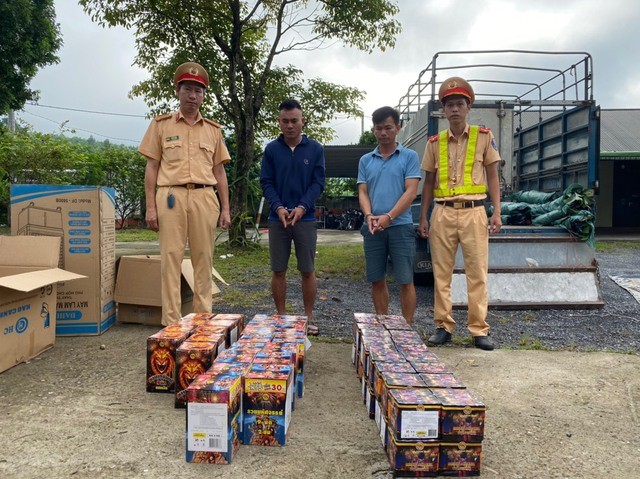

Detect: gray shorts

[361,223,416,284]
[268,220,317,273]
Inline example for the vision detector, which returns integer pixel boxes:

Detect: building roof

[600,109,640,153]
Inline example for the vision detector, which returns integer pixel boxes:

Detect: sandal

[307,324,320,336]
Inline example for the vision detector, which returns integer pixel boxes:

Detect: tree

[358,130,377,146]
[0,0,62,113]
[80,0,400,245]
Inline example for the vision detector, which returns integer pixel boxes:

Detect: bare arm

[418,171,436,238]
[213,162,230,230]
[144,158,160,232]
[358,183,378,234]
[486,162,502,234]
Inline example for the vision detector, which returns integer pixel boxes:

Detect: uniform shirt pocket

[471,151,486,185]
[162,140,183,164]
[200,142,215,168]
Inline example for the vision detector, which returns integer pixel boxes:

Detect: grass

[595,240,640,253]
[209,242,365,308]
[517,335,550,350]
[116,228,159,242]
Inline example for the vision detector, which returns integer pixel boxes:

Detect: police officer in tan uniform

[418,77,502,350]
[139,62,231,325]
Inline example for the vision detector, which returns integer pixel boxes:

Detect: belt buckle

[186,183,195,190]
[453,202,463,209]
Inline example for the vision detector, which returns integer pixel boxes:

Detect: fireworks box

[438,442,483,476]
[372,361,416,402]
[212,313,244,345]
[243,364,293,446]
[367,347,405,390]
[0,236,85,373]
[174,341,219,408]
[386,435,439,477]
[379,372,427,422]
[387,388,440,442]
[419,373,466,389]
[378,314,414,331]
[431,389,486,442]
[410,360,452,375]
[187,330,226,354]
[186,411,241,464]
[352,313,379,363]
[186,374,243,464]
[10,185,116,335]
[146,328,190,392]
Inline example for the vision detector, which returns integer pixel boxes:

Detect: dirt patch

[0,323,639,479]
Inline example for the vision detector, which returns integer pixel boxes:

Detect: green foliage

[358,130,377,146]
[321,178,358,199]
[79,0,400,245]
[0,130,146,227]
[0,0,62,113]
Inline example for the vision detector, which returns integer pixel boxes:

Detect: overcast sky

[18,0,640,147]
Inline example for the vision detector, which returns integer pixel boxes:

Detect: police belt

[172,183,212,189]
[436,199,485,209]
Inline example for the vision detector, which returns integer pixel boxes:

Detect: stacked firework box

[353,313,486,477]
[146,313,308,464]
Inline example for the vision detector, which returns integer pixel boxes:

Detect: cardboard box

[387,388,440,442]
[186,373,243,463]
[243,363,293,446]
[146,328,191,393]
[431,389,486,443]
[386,436,439,477]
[10,185,117,335]
[438,442,483,476]
[0,236,85,373]
[175,340,219,408]
[115,255,226,326]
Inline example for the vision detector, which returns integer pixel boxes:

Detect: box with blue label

[0,236,85,373]
[10,185,117,335]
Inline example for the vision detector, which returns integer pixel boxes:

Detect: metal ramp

[451,226,603,309]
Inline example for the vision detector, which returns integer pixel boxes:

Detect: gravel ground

[213,243,640,353]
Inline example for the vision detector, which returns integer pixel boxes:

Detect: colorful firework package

[242,362,294,446]
[146,328,190,393]
[352,313,486,477]
[185,373,243,464]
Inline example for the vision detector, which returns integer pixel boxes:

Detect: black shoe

[428,328,452,346]
[473,335,495,351]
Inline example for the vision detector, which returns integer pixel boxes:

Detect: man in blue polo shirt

[357,106,421,323]
[260,99,325,334]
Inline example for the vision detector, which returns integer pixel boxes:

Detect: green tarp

[493,184,596,245]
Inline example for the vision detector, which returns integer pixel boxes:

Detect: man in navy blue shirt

[358,106,421,323]
[260,99,326,334]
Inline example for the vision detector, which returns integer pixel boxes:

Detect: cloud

[17,0,640,146]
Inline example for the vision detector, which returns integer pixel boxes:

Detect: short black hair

[372,106,399,126]
[279,99,302,112]
[441,95,470,106]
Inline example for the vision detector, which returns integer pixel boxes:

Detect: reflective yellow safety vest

[434,125,487,198]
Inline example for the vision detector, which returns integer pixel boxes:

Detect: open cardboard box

[0,236,86,374]
[115,255,227,326]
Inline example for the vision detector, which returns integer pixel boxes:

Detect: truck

[397,50,603,308]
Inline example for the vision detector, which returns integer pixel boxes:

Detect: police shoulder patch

[479,126,491,134]
[203,118,221,128]
[428,134,439,143]
[154,113,172,122]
